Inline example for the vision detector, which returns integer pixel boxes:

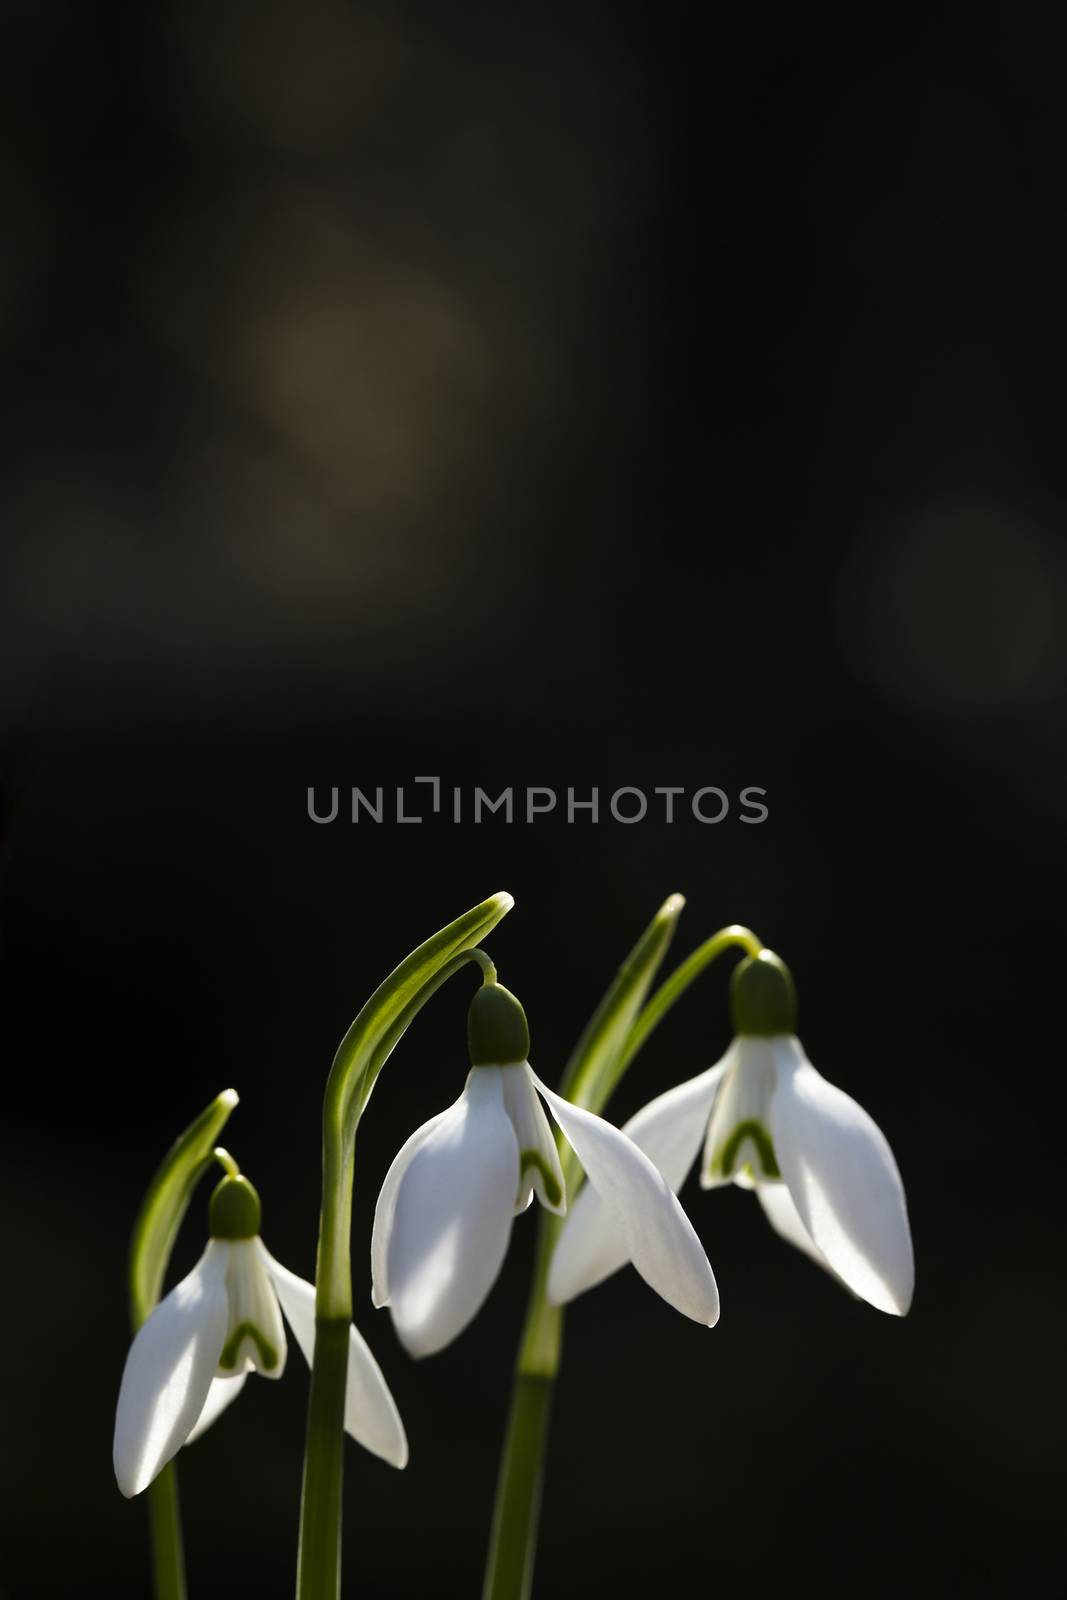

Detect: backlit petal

[769,1041,914,1315]
[185,1369,249,1445]
[756,1183,831,1272]
[499,1063,566,1215]
[219,1239,287,1379]
[550,1056,729,1303]
[371,1106,453,1308]
[701,1037,778,1187]
[113,1241,230,1497]
[535,1075,719,1326]
[262,1247,408,1468]
[385,1068,520,1356]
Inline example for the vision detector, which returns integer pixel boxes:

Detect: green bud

[731,950,796,1036]
[209,1174,262,1240]
[468,981,530,1066]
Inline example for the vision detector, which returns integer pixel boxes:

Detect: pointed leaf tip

[129,1089,241,1328]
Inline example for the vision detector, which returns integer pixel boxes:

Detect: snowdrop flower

[114,1170,407,1497]
[372,980,719,1357]
[551,950,914,1317]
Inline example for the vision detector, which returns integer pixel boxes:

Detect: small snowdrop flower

[551,950,914,1317]
[114,1169,407,1497]
[372,980,719,1357]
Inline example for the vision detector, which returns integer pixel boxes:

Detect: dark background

[2,3,1063,1596]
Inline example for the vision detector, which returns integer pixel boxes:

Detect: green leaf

[325,890,514,1139]
[559,893,685,1115]
[316,890,514,1317]
[128,1088,239,1329]
[297,892,516,1597]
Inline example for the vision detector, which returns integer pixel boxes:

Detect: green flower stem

[483,913,764,1600]
[146,1469,185,1600]
[128,1089,239,1600]
[296,893,513,1600]
[483,895,686,1600]
[482,1374,554,1600]
[296,1318,350,1597]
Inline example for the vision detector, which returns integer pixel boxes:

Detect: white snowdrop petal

[386,1068,520,1357]
[371,1106,453,1309]
[756,1183,832,1272]
[113,1242,230,1497]
[534,1075,719,1326]
[220,1240,287,1379]
[770,1042,914,1315]
[262,1247,408,1469]
[550,1056,730,1303]
[185,1369,250,1445]
[499,1063,566,1216]
[701,1037,778,1188]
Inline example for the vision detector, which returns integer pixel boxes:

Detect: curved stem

[297,892,512,1600]
[611,924,762,1102]
[212,1147,241,1179]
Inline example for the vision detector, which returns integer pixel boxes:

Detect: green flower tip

[209,1174,262,1240]
[468,981,530,1066]
[731,949,796,1036]
[217,1088,239,1110]
[657,892,686,923]
[490,890,515,914]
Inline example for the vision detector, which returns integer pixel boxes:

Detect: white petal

[534,1074,719,1326]
[701,1036,778,1187]
[386,1068,520,1356]
[769,1039,914,1315]
[113,1241,230,1497]
[262,1247,408,1469]
[550,1056,729,1303]
[185,1369,249,1445]
[498,1063,566,1215]
[371,1106,453,1308]
[756,1183,833,1272]
[220,1239,287,1379]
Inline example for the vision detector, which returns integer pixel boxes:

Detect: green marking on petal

[712,1120,780,1180]
[519,1149,563,1209]
[219,1321,279,1372]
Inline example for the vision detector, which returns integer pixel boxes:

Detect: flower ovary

[731,951,796,1036]
[468,982,530,1066]
[209,1175,262,1240]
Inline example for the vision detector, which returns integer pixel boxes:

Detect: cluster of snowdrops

[113,892,913,1600]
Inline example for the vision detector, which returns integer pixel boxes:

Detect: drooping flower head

[372,979,720,1357]
[551,949,914,1317]
[114,1165,407,1498]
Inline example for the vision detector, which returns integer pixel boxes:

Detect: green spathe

[469,982,530,1067]
[209,1175,262,1241]
[731,950,796,1036]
